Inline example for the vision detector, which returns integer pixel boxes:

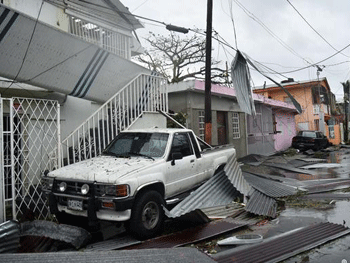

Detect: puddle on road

[280,149,350,181]
[282,200,350,227]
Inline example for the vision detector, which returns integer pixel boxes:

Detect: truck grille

[54,180,94,196]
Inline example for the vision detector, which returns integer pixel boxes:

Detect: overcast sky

[123,0,350,101]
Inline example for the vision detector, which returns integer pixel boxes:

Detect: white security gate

[0,97,60,223]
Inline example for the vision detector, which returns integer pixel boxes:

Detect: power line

[279,41,350,74]
[5,1,44,92]
[286,0,350,59]
[232,0,312,66]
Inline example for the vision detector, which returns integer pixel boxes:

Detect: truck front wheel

[128,190,165,240]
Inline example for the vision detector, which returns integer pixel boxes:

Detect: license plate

[67,199,83,211]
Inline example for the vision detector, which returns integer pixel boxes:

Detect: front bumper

[47,191,134,223]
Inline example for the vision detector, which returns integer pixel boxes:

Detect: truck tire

[128,190,165,240]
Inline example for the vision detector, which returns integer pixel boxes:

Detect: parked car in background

[292,130,329,151]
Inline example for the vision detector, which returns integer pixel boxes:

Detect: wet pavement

[92,145,350,262]
[241,146,350,262]
[2,145,350,262]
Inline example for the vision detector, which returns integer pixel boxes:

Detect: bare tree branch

[136,31,230,84]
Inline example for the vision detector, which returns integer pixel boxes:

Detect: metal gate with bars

[0,97,60,223]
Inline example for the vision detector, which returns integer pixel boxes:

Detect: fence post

[0,98,4,223]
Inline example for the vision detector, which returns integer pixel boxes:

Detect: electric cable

[286,0,350,58]
[6,1,44,91]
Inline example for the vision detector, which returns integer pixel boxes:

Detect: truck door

[165,132,199,197]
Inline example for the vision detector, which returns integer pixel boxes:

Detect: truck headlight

[59,182,67,192]
[81,184,90,195]
[41,177,54,191]
[97,184,129,197]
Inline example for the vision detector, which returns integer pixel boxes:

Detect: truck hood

[48,155,157,183]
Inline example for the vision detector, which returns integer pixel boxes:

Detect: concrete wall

[168,90,248,159]
[128,112,166,130]
[59,96,101,139]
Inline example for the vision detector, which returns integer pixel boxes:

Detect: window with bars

[198,110,205,140]
[232,112,240,139]
[68,16,130,59]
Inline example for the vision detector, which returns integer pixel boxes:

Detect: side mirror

[171,152,183,166]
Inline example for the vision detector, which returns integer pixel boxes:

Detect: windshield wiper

[129,152,155,160]
[103,151,130,158]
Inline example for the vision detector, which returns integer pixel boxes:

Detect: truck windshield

[104,132,169,159]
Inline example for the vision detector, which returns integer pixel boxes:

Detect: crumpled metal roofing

[21,220,91,249]
[243,172,300,198]
[245,189,277,218]
[264,162,316,175]
[200,203,244,219]
[0,248,216,263]
[224,153,252,196]
[165,171,241,218]
[126,220,245,250]
[212,222,350,263]
[0,220,20,254]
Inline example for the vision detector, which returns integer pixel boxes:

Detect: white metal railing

[69,16,130,59]
[54,73,167,168]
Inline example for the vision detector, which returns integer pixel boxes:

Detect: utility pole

[204,0,213,144]
[316,65,324,133]
[343,80,350,143]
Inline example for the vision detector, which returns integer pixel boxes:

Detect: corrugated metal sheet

[245,190,277,218]
[165,171,241,218]
[0,220,20,253]
[0,248,216,263]
[126,220,245,250]
[18,236,61,253]
[231,50,256,115]
[296,158,327,163]
[21,220,91,249]
[212,222,350,263]
[200,203,244,219]
[243,172,300,198]
[302,178,350,194]
[224,153,252,196]
[229,210,261,226]
[85,235,141,251]
[264,163,316,175]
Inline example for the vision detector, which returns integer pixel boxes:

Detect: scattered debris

[0,248,216,263]
[21,220,91,250]
[125,220,246,250]
[200,203,244,219]
[300,163,345,169]
[212,222,350,263]
[0,220,20,254]
[85,235,141,251]
[217,234,263,246]
[246,189,277,218]
[243,172,301,197]
[264,162,316,175]
[164,171,241,218]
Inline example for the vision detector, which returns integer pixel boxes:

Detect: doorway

[217,111,227,145]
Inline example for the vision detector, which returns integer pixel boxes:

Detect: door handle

[190,159,195,163]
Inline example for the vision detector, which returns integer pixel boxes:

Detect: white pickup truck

[42,128,235,239]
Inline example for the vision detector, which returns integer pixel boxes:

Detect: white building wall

[59,96,102,139]
[3,0,69,31]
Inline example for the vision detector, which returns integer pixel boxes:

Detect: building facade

[253,78,341,145]
[168,80,298,158]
